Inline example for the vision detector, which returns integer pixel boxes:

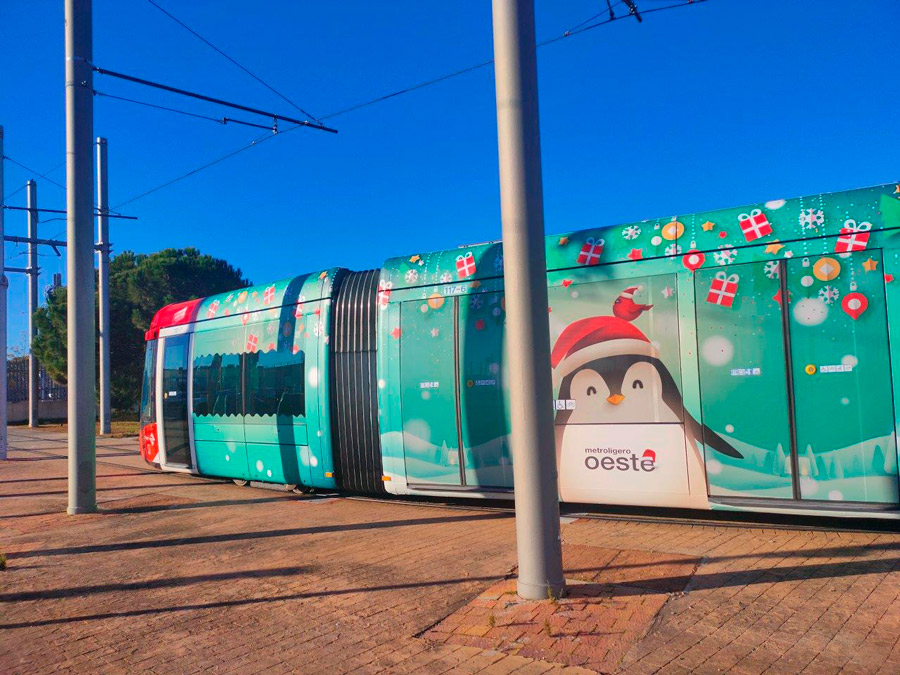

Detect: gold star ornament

[558,236,570,246]
[862,257,879,272]
[701,221,716,232]
[765,241,785,254]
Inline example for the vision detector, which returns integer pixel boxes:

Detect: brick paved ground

[2,427,900,674]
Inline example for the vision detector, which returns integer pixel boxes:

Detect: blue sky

[1,0,898,352]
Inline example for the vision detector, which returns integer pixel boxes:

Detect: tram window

[245,349,305,418]
[193,352,242,417]
[140,341,157,423]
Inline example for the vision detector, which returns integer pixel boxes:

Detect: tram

[140,182,900,518]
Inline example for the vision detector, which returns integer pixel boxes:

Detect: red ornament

[842,291,868,320]
[562,279,573,288]
[627,248,643,261]
[682,248,705,272]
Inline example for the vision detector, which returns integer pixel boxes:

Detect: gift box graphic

[207,300,219,318]
[576,237,604,265]
[246,333,259,353]
[707,272,739,307]
[456,252,476,279]
[834,219,871,253]
[263,285,276,305]
[738,209,772,241]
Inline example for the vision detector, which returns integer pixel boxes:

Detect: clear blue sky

[1,0,898,353]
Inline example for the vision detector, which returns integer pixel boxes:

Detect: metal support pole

[96,137,110,435]
[65,0,97,514]
[0,126,8,461]
[26,180,39,428]
[491,0,565,600]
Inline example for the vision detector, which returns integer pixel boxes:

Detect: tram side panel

[377,183,900,514]
[176,271,342,489]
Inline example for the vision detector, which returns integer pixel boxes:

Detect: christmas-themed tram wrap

[141,182,900,519]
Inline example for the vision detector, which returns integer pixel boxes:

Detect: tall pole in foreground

[96,137,110,436]
[27,180,39,428]
[0,126,8,461]
[491,0,565,599]
[65,0,97,514]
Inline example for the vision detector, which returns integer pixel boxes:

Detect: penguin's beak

[606,394,625,406]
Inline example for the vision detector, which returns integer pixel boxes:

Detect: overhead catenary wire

[146,0,321,123]
[113,0,706,208]
[3,159,66,201]
[112,128,283,209]
[93,90,280,132]
[2,156,66,192]
[92,66,338,134]
[322,0,706,119]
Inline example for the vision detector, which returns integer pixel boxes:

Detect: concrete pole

[65,0,97,514]
[96,137,110,435]
[0,126,8,461]
[26,180,39,428]
[491,0,565,599]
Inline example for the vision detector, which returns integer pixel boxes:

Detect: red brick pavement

[2,428,900,674]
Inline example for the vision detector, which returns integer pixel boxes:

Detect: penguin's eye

[632,380,644,390]
[586,386,597,396]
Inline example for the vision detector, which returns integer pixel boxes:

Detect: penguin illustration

[551,315,743,468]
[612,285,653,321]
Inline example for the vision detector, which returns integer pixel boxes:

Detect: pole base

[67,504,98,515]
[517,578,567,601]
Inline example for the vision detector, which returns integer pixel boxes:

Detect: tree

[32,247,249,412]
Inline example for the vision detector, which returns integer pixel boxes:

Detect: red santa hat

[550,316,658,380]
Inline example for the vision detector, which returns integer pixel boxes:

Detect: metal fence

[7,359,67,403]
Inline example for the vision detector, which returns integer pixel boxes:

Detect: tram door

[399,297,464,485]
[160,333,193,468]
[696,261,795,499]
[787,251,898,503]
[697,253,899,505]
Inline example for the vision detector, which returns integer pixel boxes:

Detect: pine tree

[872,445,886,475]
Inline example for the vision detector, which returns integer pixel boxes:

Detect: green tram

[140,182,900,518]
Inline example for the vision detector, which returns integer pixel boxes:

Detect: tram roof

[379,181,900,291]
[146,268,342,340]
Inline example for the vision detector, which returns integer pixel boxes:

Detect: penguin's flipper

[685,414,744,459]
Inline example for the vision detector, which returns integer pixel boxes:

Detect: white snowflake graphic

[439,271,453,283]
[819,285,840,305]
[764,260,780,279]
[664,243,682,256]
[798,208,824,230]
[493,253,504,272]
[622,225,641,240]
[404,269,419,283]
[713,245,738,266]
[470,295,484,310]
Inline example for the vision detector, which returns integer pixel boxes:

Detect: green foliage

[31,247,249,411]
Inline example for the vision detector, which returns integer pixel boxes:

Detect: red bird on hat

[612,285,653,322]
